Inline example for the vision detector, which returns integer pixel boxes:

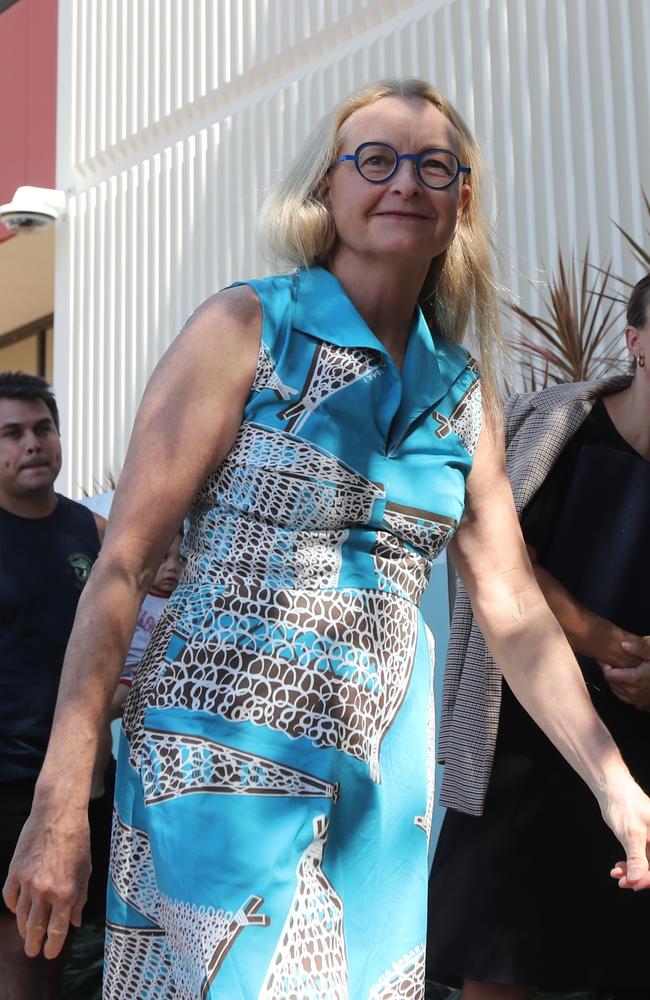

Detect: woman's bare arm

[2,285,262,958]
[525,547,650,668]
[449,416,650,887]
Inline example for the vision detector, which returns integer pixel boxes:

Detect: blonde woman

[4,80,650,1000]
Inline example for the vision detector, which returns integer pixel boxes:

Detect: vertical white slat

[148,154,162,369]
[76,0,87,169]
[545,0,578,259]
[136,160,149,398]
[488,0,517,293]
[86,1,98,161]
[470,0,492,160]
[106,0,117,151]
[507,0,537,291]
[565,0,600,263]
[105,175,118,478]
[524,0,556,279]
[219,0,232,90]
[591,0,623,269]
[115,170,128,465]
[91,183,105,485]
[610,0,644,261]
[127,0,139,141]
[71,191,86,495]
[195,128,209,306]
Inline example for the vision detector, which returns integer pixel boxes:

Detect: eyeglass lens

[357,144,459,187]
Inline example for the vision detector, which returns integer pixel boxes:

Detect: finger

[1,873,20,913]
[622,838,650,884]
[43,905,72,960]
[621,638,650,658]
[69,888,87,929]
[15,885,31,940]
[617,871,650,890]
[605,665,640,680]
[24,900,52,958]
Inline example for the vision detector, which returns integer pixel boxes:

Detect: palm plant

[506,248,627,391]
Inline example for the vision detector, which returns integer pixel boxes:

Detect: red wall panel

[0,0,57,242]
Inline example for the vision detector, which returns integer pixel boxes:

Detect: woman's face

[325,95,471,269]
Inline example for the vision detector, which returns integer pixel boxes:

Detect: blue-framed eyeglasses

[331,142,471,190]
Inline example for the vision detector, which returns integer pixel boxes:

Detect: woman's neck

[329,250,429,369]
[603,374,650,460]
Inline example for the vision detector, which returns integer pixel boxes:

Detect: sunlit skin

[324,96,471,367]
[0,399,62,518]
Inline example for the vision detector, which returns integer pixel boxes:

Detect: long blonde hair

[259,79,504,420]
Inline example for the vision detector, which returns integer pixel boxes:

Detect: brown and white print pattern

[182,509,348,593]
[371,530,432,605]
[189,422,385,533]
[109,810,160,925]
[141,728,340,805]
[152,586,418,783]
[383,501,458,562]
[278,343,384,433]
[252,340,298,400]
[433,363,482,456]
[157,892,269,999]
[106,810,270,999]
[258,815,349,999]
[104,924,177,999]
[368,943,426,999]
[414,626,436,844]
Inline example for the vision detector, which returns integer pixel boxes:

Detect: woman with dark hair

[427,273,650,1000]
[4,80,650,999]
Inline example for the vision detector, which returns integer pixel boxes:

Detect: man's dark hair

[0,372,60,432]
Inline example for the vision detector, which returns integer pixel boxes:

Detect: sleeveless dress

[104,266,482,1000]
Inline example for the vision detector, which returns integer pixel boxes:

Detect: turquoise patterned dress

[105,266,482,999]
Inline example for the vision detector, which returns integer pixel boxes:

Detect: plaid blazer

[437,374,632,815]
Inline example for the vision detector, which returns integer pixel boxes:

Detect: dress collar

[291,265,469,407]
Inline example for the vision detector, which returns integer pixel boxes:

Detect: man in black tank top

[0,373,106,999]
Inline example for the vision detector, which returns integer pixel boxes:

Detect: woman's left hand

[602,779,650,890]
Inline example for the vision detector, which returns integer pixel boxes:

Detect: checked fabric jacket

[437,373,632,816]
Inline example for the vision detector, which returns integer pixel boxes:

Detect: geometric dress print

[258,815,349,999]
[107,266,481,999]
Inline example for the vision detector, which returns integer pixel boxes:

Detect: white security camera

[0,186,66,231]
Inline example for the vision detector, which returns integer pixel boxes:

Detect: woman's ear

[625,324,641,358]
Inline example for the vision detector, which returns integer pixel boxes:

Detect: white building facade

[54,0,650,496]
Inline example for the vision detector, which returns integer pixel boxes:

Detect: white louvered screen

[55,0,650,496]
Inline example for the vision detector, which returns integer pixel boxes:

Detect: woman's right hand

[2,799,91,959]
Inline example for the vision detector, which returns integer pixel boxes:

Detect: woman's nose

[387,157,421,194]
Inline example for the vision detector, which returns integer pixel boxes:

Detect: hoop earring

[639,354,646,368]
